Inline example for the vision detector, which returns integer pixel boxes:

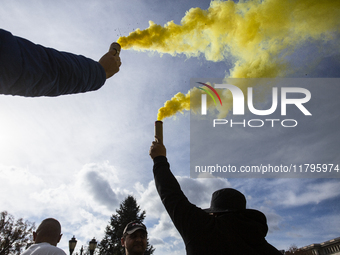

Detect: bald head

[34,218,62,246]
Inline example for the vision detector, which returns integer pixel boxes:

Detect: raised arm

[0,29,121,97]
[149,137,212,245]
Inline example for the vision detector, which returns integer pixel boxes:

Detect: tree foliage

[0,211,35,255]
[99,195,154,255]
[285,244,305,255]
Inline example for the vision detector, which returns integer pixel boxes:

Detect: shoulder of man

[21,243,67,255]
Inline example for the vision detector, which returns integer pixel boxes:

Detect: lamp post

[89,238,97,255]
[69,236,77,255]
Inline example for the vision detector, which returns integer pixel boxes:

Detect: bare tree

[0,211,35,255]
[285,244,305,255]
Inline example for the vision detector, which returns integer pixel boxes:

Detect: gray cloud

[84,170,119,210]
[77,163,121,211]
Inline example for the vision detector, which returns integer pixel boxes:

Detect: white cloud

[0,165,45,215]
[271,179,340,207]
[149,236,165,245]
[1,1,340,254]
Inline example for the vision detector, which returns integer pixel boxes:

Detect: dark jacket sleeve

[153,156,212,244]
[0,29,106,97]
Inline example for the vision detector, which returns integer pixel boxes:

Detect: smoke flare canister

[109,42,121,55]
[155,121,163,143]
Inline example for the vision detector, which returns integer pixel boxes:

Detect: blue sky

[0,0,339,254]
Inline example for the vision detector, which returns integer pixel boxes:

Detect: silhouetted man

[149,137,282,255]
[21,218,66,255]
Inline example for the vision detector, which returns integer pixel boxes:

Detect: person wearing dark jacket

[0,29,121,97]
[149,137,282,255]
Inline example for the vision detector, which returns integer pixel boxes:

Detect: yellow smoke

[118,0,340,120]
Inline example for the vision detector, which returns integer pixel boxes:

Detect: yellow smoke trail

[118,0,340,120]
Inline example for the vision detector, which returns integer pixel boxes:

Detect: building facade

[297,237,340,255]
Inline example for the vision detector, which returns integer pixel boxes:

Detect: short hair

[36,218,61,241]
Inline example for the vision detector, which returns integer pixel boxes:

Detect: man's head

[204,188,247,215]
[33,218,62,246]
[121,221,147,255]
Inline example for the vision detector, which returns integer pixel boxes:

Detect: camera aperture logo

[197,82,223,113]
[198,83,312,128]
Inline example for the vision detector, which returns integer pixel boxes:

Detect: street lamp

[89,238,97,255]
[69,236,77,255]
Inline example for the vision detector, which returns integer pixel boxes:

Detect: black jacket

[0,29,106,97]
[153,156,282,255]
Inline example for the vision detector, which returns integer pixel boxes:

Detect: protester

[21,218,66,255]
[149,137,283,255]
[0,29,121,97]
[121,221,148,255]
